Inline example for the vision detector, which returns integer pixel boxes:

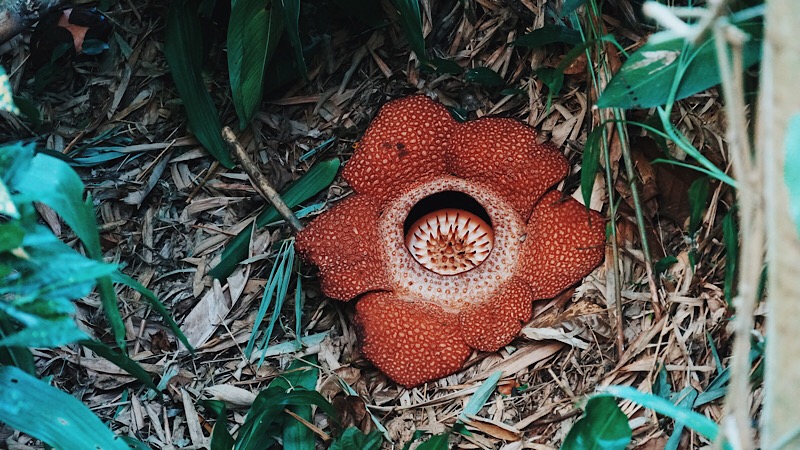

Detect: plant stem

[222,127,305,233]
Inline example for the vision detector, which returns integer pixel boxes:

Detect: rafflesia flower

[296,96,605,387]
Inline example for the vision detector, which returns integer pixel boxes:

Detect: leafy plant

[560,395,631,450]
[0,139,188,447]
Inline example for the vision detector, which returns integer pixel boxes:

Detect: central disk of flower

[404,209,493,275]
[379,177,526,311]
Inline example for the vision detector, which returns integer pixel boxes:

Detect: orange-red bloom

[296,96,605,386]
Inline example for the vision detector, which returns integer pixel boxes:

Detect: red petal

[517,191,606,299]
[459,278,533,351]
[295,196,391,300]
[447,118,568,218]
[355,292,472,387]
[343,96,456,203]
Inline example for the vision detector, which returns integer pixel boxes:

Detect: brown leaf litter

[0,0,758,448]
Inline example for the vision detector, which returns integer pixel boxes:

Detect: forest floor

[0,0,755,448]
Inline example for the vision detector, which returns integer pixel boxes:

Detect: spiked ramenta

[295,95,605,387]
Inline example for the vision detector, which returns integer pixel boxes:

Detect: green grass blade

[79,339,159,391]
[275,0,306,78]
[688,177,710,236]
[391,0,427,63]
[603,385,726,447]
[0,366,129,450]
[209,158,340,279]
[164,0,235,168]
[560,395,631,450]
[722,209,739,303]
[459,371,502,421]
[111,271,193,351]
[229,0,284,128]
[784,113,800,238]
[581,126,604,210]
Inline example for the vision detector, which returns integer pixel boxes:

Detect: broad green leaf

[0,366,129,450]
[273,357,319,450]
[560,395,631,450]
[229,0,284,128]
[111,271,192,351]
[0,318,87,348]
[202,400,235,450]
[209,158,341,279]
[459,371,502,421]
[513,24,583,48]
[9,148,126,349]
[597,8,763,109]
[275,0,306,78]
[688,177,710,236]
[79,339,159,391]
[164,0,235,168]
[654,256,678,277]
[0,222,24,251]
[391,0,427,62]
[464,67,505,87]
[329,427,383,450]
[784,113,800,238]
[603,385,725,446]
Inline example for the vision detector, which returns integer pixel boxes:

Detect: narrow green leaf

[0,318,35,374]
[784,113,800,238]
[229,0,284,128]
[459,371,502,421]
[561,0,587,17]
[688,177,710,236]
[79,339,159,391]
[464,67,505,87]
[164,0,235,168]
[654,256,678,277]
[0,366,129,450]
[581,126,604,210]
[111,271,192,351]
[603,385,725,445]
[391,0,427,62]
[275,0,306,78]
[722,209,738,303]
[329,428,383,450]
[202,399,235,450]
[597,9,763,109]
[209,158,341,279]
[513,24,583,48]
[560,395,631,450]
[416,433,450,450]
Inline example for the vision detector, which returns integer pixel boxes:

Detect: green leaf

[0,222,24,251]
[209,158,341,279]
[0,318,35,374]
[202,399,235,450]
[0,366,129,450]
[9,146,126,350]
[459,371,502,421]
[581,126,604,210]
[275,0,306,78]
[0,318,87,348]
[560,395,631,450]
[603,385,725,445]
[654,256,678,277]
[111,271,193,351]
[329,428,383,450]
[785,113,800,238]
[513,24,583,48]
[164,0,235,168]
[722,209,738,303]
[272,357,320,450]
[597,8,763,109]
[229,0,285,128]
[79,339,159,391]
[688,177,710,236]
[392,0,427,62]
[249,240,295,362]
[464,67,505,87]
[561,0,587,17]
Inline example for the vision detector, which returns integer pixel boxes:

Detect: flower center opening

[403,191,494,275]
